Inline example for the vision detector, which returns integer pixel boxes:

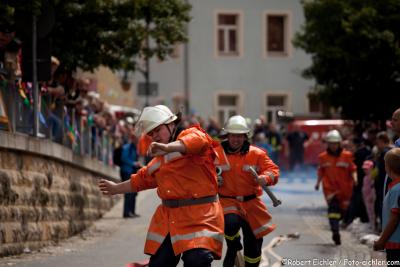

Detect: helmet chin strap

[227,145,241,154]
[166,124,177,143]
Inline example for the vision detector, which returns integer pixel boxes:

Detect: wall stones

[0,147,119,257]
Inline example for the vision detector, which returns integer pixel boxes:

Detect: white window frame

[306,93,339,116]
[214,91,244,125]
[263,10,292,58]
[264,92,291,124]
[214,10,244,58]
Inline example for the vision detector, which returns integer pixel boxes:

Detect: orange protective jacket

[137,134,153,157]
[130,125,224,258]
[215,144,279,239]
[317,150,356,211]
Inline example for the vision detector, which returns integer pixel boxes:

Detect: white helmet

[326,130,342,143]
[137,105,177,134]
[223,115,250,134]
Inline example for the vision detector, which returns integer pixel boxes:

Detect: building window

[217,13,240,56]
[308,94,321,113]
[266,94,288,123]
[266,14,289,56]
[217,94,239,125]
[308,93,331,114]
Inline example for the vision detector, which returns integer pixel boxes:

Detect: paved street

[0,166,385,267]
[268,166,385,267]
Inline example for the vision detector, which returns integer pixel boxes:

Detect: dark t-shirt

[286,131,308,154]
[376,147,391,194]
[353,146,371,190]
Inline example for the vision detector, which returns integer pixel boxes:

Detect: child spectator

[373,148,400,264]
[362,160,376,230]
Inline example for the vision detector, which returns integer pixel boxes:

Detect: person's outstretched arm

[98,179,134,196]
[147,140,186,157]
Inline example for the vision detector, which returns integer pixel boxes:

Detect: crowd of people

[2,19,399,267]
[99,103,400,266]
[0,20,139,164]
[314,109,400,263]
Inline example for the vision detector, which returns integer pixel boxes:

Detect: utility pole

[183,28,190,115]
[183,0,190,115]
[144,6,150,107]
[32,13,39,137]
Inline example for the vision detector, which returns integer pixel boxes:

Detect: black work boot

[223,249,238,267]
[332,231,341,245]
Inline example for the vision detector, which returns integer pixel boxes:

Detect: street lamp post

[144,43,150,107]
[183,0,190,115]
[144,7,150,107]
[32,13,39,137]
[183,25,190,115]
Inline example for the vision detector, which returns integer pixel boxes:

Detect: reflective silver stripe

[146,232,165,244]
[164,152,183,163]
[242,165,259,172]
[147,161,161,175]
[336,161,349,167]
[218,164,230,171]
[253,222,274,236]
[171,229,224,244]
[223,206,239,212]
[321,162,331,167]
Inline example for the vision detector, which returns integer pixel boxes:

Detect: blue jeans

[120,171,137,216]
[47,113,63,144]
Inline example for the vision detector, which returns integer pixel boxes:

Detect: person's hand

[147,142,168,157]
[133,161,142,168]
[373,239,385,251]
[257,175,268,186]
[314,183,319,191]
[98,179,117,196]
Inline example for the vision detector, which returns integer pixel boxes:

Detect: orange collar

[388,178,400,190]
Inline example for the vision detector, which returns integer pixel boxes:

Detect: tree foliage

[293,0,400,120]
[1,0,191,72]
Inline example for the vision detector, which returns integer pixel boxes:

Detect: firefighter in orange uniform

[315,129,357,245]
[215,115,280,267]
[99,105,224,267]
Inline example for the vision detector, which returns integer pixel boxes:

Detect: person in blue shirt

[391,108,400,146]
[374,148,400,264]
[120,127,142,218]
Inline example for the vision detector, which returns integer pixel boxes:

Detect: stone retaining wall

[0,132,120,257]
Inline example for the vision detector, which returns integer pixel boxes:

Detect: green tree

[293,0,400,121]
[1,0,191,72]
